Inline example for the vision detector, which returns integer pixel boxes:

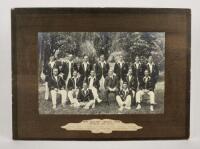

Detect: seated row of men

[46,68,157,112]
[42,54,159,111]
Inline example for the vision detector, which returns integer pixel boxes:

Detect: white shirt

[68,61,72,78]
[144,76,150,83]
[54,76,58,81]
[128,75,132,82]
[84,90,87,94]
[100,61,107,67]
[49,61,55,68]
[83,62,88,71]
[119,61,123,68]
[100,62,104,68]
[74,77,77,89]
[135,62,140,69]
[123,89,129,96]
[89,77,95,88]
[148,62,154,73]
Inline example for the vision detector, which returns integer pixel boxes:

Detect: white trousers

[79,100,95,108]
[99,76,105,90]
[116,95,132,107]
[68,89,79,105]
[136,90,155,104]
[50,89,67,106]
[119,78,123,90]
[89,86,99,99]
[44,82,49,100]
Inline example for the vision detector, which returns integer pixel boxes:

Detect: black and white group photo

[38,32,165,114]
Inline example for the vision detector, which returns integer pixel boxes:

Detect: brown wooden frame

[12,8,191,140]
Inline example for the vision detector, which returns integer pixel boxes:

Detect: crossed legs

[116,95,132,111]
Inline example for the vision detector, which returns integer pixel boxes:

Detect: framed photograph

[12,8,191,140]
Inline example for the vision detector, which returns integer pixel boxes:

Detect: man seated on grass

[48,67,67,109]
[77,82,95,109]
[116,82,132,111]
[67,70,83,108]
[136,69,155,111]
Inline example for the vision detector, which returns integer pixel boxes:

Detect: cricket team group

[41,54,159,112]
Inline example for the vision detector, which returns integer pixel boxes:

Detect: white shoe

[83,106,89,109]
[150,105,154,111]
[96,98,102,103]
[136,104,141,110]
[74,104,80,108]
[125,106,131,110]
[92,104,95,109]
[53,105,56,109]
[118,107,124,111]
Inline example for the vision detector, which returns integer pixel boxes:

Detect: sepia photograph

[38,32,165,114]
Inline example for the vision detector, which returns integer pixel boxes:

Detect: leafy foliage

[38,32,165,70]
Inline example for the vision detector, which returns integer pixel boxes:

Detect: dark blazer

[104,75,119,91]
[114,62,129,81]
[77,89,94,102]
[95,62,110,80]
[74,63,84,78]
[55,61,68,80]
[131,62,146,81]
[43,64,52,82]
[82,62,92,79]
[48,75,66,90]
[67,77,83,90]
[139,76,154,91]
[117,89,132,101]
[86,76,100,89]
[125,75,138,91]
[43,61,58,82]
[146,63,159,83]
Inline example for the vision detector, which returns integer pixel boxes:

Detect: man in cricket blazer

[42,56,57,100]
[136,69,156,111]
[116,82,132,111]
[74,61,84,80]
[77,82,95,109]
[67,71,83,91]
[125,68,138,105]
[86,70,102,103]
[95,55,110,80]
[64,54,76,85]
[67,70,83,107]
[48,67,67,109]
[55,59,68,81]
[82,55,92,80]
[131,56,146,84]
[104,70,120,104]
[113,55,129,82]
[95,55,110,90]
[145,55,159,90]
[86,71,100,90]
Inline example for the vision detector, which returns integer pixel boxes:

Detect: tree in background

[38,32,165,71]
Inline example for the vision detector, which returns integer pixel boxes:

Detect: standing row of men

[41,54,159,111]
